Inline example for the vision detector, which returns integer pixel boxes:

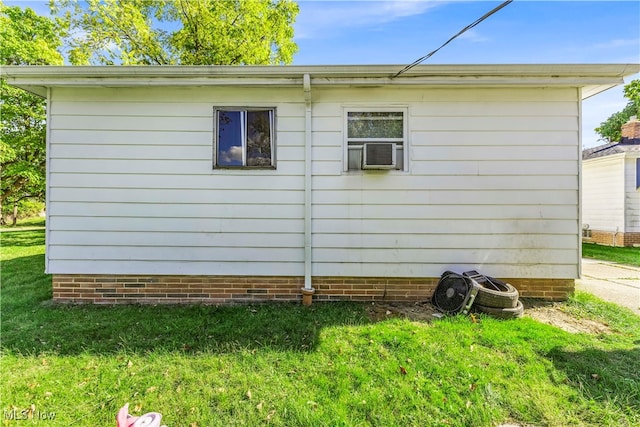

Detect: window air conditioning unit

[362,143,396,170]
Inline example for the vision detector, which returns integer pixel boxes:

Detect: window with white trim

[214,108,276,168]
[345,109,407,171]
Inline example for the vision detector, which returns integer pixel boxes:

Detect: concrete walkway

[577,258,640,315]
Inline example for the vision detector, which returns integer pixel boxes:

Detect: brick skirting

[52,275,574,304]
[583,230,640,247]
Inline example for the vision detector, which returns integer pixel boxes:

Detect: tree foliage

[622,79,640,116]
[595,79,639,143]
[53,0,299,65]
[0,3,64,223]
[1,0,298,222]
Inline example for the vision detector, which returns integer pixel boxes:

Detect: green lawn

[2,228,639,426]
[0,216,46,230]
[582,243,640,267]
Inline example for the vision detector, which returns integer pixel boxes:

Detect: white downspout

[45,87,52,274]
[577,87,583,280]
[302,74,315,302]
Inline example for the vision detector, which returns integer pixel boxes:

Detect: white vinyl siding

[625,156,640,232]
[48,87,305,275]
[47,85,580,280]
[582,155,626,233]
[311,86,580,279]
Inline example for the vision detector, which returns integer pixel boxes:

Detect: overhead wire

[392,0,514,78]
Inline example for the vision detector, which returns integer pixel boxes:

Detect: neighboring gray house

[582,118,640,246]
[3,64,639,304]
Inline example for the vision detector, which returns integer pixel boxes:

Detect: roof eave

[3,64,638,99]
[583,151,628,161]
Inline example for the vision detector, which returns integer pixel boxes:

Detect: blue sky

[293,0,639,148]
[8,0,640,147]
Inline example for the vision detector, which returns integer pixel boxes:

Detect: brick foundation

[626,233,640,246]
[583,230,640,247]
[52,275,574,304]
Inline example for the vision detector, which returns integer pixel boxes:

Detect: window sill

[213,166,277,171]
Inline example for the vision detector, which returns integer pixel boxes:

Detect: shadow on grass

[2,299,371,357]
[1,255,371,356]
[1,228,374,356]
[2,303,367,355]
[0,228,45,247]
[547,345,640,421]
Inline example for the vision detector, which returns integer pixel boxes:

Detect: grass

[1,228,639,426]
[582,243,640,267]
[0,216,46,232]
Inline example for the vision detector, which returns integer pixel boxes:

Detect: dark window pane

[217,111,243,166]
[246,110,272,167]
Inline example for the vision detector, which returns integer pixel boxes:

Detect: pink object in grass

[116,403,138,427]
[116,403,164,427]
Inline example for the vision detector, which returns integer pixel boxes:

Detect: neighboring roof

[583,139,640,160]
[2,63,639,98]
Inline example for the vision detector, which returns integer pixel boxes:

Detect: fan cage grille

[432,272,472,313]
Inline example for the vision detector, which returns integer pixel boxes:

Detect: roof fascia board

[583,151,627,163]
[6,75,624,86]
[3,64,638,99]
[3,63,638,77]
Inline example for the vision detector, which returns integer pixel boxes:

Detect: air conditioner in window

[362,143,396,170]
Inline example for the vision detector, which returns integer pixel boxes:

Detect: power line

[392,0,513,78]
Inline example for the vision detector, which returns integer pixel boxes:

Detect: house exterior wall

[582,155,625,233]
[624,155,640,234]
[310,86,579,281]
[582,153,640,246]
[48,86,307,276]
[47,85,581,301]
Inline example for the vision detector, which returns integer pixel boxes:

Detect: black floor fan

[432,271,480,315]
